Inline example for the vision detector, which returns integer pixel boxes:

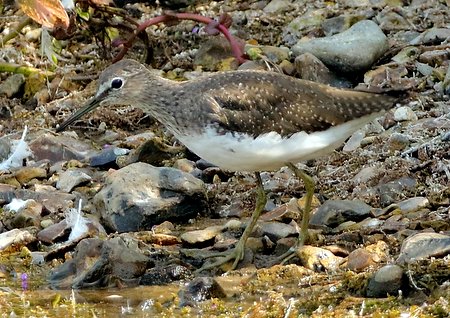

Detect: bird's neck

[134,72,186,135]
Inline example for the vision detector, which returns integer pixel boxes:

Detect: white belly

[177,113,382,172]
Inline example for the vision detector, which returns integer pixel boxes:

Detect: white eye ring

[111,77,123,89]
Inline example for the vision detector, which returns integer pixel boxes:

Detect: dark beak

[56,95,104,133]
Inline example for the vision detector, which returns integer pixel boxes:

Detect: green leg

[196,172,267,273]
[279,162,315,264]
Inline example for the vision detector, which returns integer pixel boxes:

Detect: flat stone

[260,221,297,242]
[387,133,410,151]
[292,20,388,73]
[56,169,92,192]
[94,162,206,232]
[398,197,429,213]
[181,225,224,245]
[310,199,373,228]
[14,167,47,185]
[296,245,343,272]
[397,232,450,264]
[263,0,292,13]
[29,133,97,164]
[37,220,69,244]
[0,229,35,251]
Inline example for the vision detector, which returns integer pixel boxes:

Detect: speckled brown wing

[199,71,398,137]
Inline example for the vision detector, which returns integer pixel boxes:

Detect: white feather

[179,113,383,172]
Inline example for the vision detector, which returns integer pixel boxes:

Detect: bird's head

[56,59,149,132]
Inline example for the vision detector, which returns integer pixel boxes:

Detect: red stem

[113,12,247,64]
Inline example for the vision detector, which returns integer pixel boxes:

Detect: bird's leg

[278,162,315,264]
[196,172,267,273]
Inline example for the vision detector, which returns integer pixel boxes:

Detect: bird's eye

[111,77,123,89]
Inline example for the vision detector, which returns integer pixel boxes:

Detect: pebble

[366,264,405,298]
[56,169,92,192]
[292,20,389,73]
[393,106,418,122]
[180,225,224,245]
[347,248,377,272]
[260,221,298,242]
[294,53,351,87]
[387,133,410,151]
[296,245,343,272]
[352,165,379,184]
[245,44,290,64]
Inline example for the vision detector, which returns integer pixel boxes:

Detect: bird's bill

[55,96,103,132]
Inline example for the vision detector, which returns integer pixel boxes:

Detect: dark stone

[140,264,192,285]
[178,277,226,307]
[366,265,406,297]
[49,236,149,289]
[94,163,207,232]
[397,233,450,264]
[310,199,373,228]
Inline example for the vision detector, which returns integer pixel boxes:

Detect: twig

[0,62,55,78]
[0,17,32,45]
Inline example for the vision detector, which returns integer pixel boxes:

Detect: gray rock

[376,176,417,207]
[49,236,148,289]
[410,28,450,45]
[366,264,405,297]
[56,169,92,192]
[397,197,429,213]
[294,53,351,87]
[30,133,97,164]
[387,133,410,151]
[397,233,450,264]
[310,199,373,228]
[292,20,388,73]
[352,165,379,184]
[260,221,297,242]
[0,74,25,98]
[94,162,206,232]
[393,106,418,122]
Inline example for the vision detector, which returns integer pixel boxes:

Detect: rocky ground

[0,0,449,317]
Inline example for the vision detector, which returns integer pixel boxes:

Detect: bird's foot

[195,238,246,274]
[276,232,308,265]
